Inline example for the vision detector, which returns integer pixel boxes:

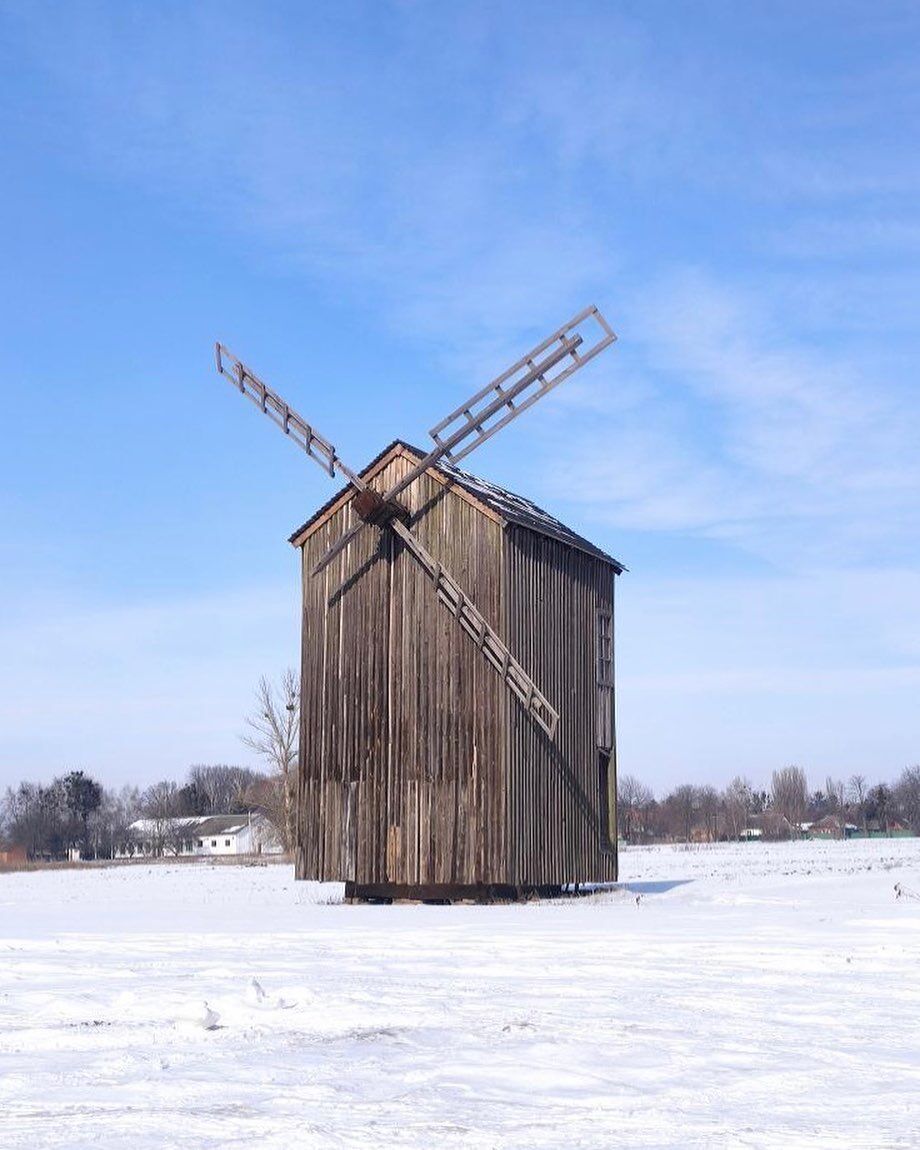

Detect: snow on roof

[194,815,252,836]
[128,814,260,836]
[435,454,625,570]
[289,440,625,571]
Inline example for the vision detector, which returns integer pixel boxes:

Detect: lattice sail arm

[389,519,559,739]
[376,305,616,513]
[428,305,615,464]
[215,343,364,485]
[311,306,615,578]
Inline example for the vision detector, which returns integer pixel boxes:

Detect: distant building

[808,815,858,839]
[119,813,283,859]
[865,818,911,837]
[743,811,796,841]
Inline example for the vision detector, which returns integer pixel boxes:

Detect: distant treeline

[0,764,278,861]
[1,672,301,864]
[5,760,918,860]
[618,765,920,844]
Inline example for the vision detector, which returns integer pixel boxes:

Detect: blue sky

[1,1,918,793]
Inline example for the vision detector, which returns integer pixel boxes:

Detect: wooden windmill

[215,306,623,900]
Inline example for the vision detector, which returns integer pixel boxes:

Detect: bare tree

[723,776,753,840]
[666,784,698,843]
[138,782,204,857]
[241,669,299,851]
[895,766,920,834]
[2,777,75,859]
[166,815,198,857]
[3,783,43,857]
[848,774,868,834]
[866,783,893,832]
[61,770,103,857]
[823,776,848,837]
[771,765,808,833]
[697,785,721,842]
[185,764,265,814]
[617,775,653,844]
[92,785,140,858]
[138,780,184,856]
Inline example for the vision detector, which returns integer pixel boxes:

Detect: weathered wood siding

[295,455,507,885]
[504,527,618,885]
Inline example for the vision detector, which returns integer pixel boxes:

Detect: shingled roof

[289,440,624,571]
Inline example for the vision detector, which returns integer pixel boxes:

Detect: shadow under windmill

[562,879,694,896]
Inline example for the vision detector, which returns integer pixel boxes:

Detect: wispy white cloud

[539,268,920,568]
[0,3,667,349]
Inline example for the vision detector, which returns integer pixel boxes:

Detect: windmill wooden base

[345,882,567,904]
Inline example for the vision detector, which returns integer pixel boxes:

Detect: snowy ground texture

[2,839,919,1149]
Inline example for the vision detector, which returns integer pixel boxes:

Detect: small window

[211,840,217,847]
[595,608,614,750]
[225,839,231,847]
[596,609,613,687]
[197,839,203,847]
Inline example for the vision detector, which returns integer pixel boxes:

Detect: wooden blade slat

[215,343,348,478]
[214,343,376,575]
[371,305,615,510]
[430,304,615,456]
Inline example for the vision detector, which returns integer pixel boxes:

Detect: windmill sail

[216,305,616,740]
[215,343,362,487]
[428,305,615,466]
[310,306,616,575]
[212,339,562,738]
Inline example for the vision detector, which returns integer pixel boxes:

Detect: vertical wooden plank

[503,525,620,886]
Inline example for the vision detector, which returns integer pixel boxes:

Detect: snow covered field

[2,839,919,1149]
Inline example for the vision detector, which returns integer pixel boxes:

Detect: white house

[120,813,283,859]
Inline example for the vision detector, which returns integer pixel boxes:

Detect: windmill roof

[289,440,624,571]
[128,814,261,836]
[193,815,253,837]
